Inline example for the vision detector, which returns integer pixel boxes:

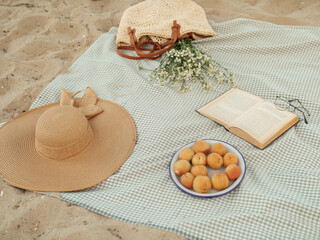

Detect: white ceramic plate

[169,139,246,198]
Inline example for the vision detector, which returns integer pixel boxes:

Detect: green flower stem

[137,66,153,71]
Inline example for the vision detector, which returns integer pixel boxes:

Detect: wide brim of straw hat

[0,99,136,192]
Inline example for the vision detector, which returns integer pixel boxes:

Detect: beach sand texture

[0,0,319,239]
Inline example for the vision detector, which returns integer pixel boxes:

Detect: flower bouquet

[140,38,234,93]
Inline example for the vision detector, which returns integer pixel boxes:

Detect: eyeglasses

[274,96,310,124]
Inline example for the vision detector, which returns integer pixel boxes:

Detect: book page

[232,101,297,143]
[198,89,264,128]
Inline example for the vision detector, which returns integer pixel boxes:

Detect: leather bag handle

[116,20,191,60]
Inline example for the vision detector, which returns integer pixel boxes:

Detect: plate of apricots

[169,139,246,198]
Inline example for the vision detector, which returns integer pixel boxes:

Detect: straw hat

[0,87,136,192]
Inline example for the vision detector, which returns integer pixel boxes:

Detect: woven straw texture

[116,0,216,46]
[0,99,136,192]
[17,19,320,239]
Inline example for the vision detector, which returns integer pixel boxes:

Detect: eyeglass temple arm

[292,107,309,124]
[288,99,310,116]
[276,96,309,124]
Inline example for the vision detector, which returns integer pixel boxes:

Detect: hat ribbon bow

[59,87,103,119]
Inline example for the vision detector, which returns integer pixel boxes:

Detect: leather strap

[117,20,192,60]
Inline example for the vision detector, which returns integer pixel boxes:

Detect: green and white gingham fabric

[29,19,320,239]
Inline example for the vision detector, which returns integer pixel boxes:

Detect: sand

[0,0,319,239]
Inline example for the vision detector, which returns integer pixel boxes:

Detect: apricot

[192,140,210,155]
[191,165,208,177]
[181,172,195,189]
[223,153,238,167]
[178,148,195,161]
[193,176,211,193]
[211,143,227,157]
[173,160,191,176]
[225,164,241,181]
[207,153,223,169]
[211,172,229,191]
[192,152,207,166]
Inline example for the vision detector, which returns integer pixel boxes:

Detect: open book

[197,88,298,149]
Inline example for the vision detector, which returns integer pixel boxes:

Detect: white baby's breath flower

[148,38,234,93]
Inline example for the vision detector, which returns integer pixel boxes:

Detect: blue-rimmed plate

[169,139,246,198]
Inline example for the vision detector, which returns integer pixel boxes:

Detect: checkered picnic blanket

[30,19,320,239]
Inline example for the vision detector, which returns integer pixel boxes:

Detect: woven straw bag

[116,0,216,60]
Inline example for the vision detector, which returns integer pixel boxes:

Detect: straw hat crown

[35,105,93,160]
